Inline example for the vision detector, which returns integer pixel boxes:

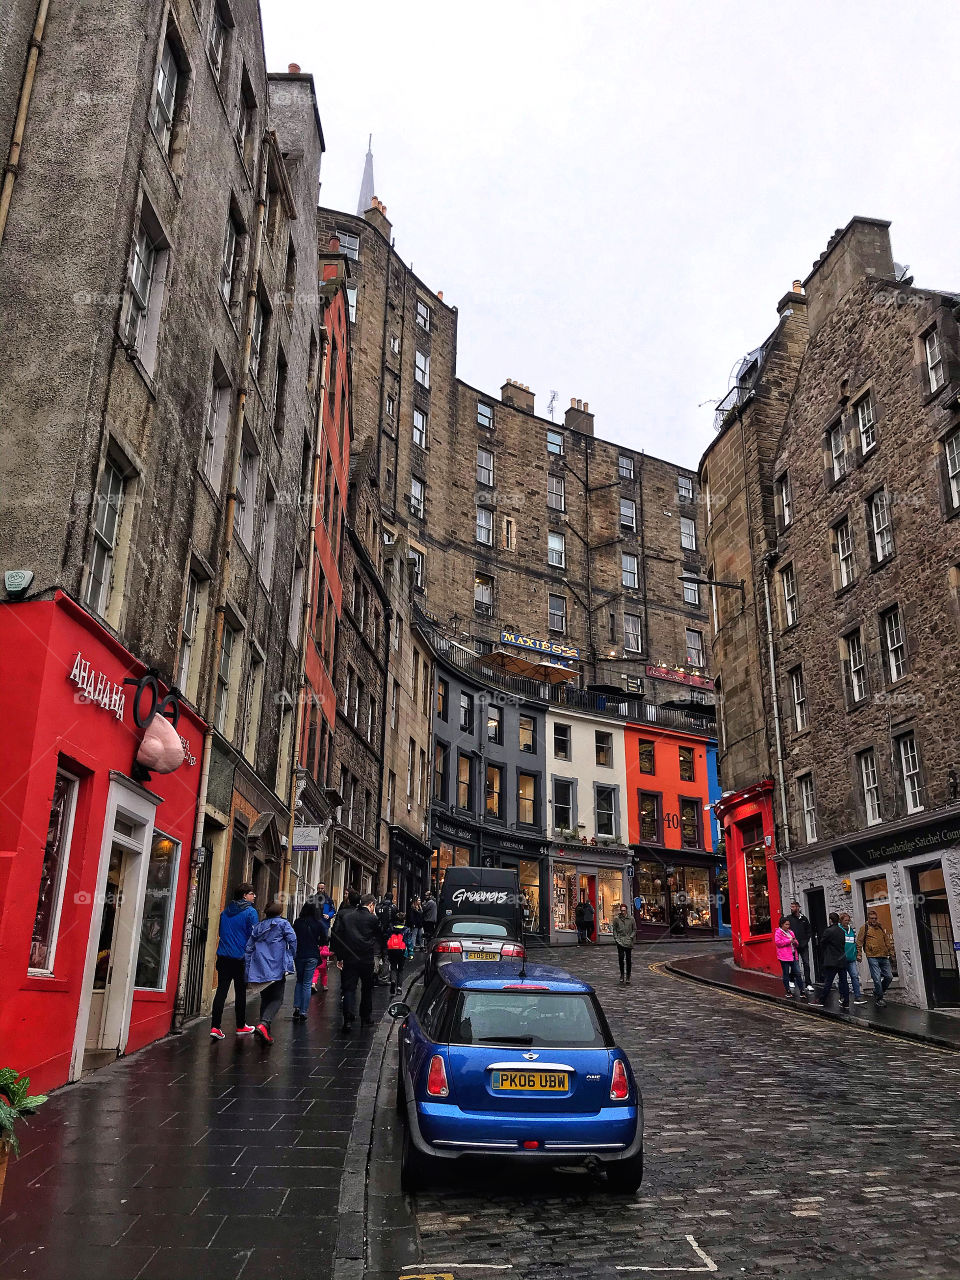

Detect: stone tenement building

[317,186,714,722]
[703,216,960,1011]
[0,0,323,1088]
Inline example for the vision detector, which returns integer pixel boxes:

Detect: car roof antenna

[518,948,527,982]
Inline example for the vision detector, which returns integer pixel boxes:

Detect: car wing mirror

[388,1001,411,1020]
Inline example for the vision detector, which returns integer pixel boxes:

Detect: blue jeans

[779,958,803,992]
[867,956,893,1001]
[294,957,316,1014]
[845,960,862,999]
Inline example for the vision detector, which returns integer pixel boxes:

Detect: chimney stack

[564,397,595,436]
[364,195,392,240]
[501,379,535,414]
[288,62,301,74]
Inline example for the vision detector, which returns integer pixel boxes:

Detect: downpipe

[761,556,794,902]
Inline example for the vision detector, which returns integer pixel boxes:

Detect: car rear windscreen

[450,991,609,1047]
[441,920,510,937]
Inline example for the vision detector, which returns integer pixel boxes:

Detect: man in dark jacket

[422,893,438,942]
[818,912,850,1011]
[331,893,381,1031]
[210,882,258,1038]
[786,900,815,991]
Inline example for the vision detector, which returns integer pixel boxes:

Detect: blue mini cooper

[390,961,643,1192]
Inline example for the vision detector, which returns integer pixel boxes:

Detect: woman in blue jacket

[245,901,297,1044]
[292,902,327,1021]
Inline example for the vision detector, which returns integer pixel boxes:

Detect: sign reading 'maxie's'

[500,630,580,660]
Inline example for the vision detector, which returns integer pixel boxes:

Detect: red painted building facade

[715,779,781,974]
[0,594,204,1093]
[625,722,720,937]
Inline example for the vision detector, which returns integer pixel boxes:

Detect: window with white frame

[346,284,357,323]
[926,328,945,392]
[415,350,430,388]
[234,436,258,547]
[859,748,882,825]
[474,572,493,613]
[547,474,564,510]
[235,70,256,164]
[29,768,79,973]
[547,430,564,456]
[413,407,427,449]
[945,429,960,509]
[882,605,907,681]
[829,422,847,481]
[84,457,126,616]
[799,773,817,843]
[624,612,642,652]
[780,563,799,626]
[870,489,894,562]
[477,400,494,429]
[548,531,565,568]
[214,622,237,733]
[790,666,808,731]
[389,334,400,355]
[258,480,277,585]
[385,393,395,419]
[410,547,425,589]
[595,785,617,838]
[856,394,877,453]
[208,2,230,80]
[337,229,359,260]
[553,779,573,831]
[476,506,493,545]
[685,627,704,666]
[897,732,923,813]
[680,516,697,551]
[549,593,566,633]
[176,572,201,692]
[249,289,268,382]
[503,517,515,551]
[416,298,431,331]
[678,474,694,502]
[777,472,793,526]
[844,627,867,703]
[682,575,700,606]
[477,447,494,487]
[133,829,182,991]
[151,36,180,156]
[619,455,634,480]
[219,208,242,306]
[834,516,855,588]
[123,203,168,371]
[622,552,639,589]
[620,497,637,531]
[410,476,425,518]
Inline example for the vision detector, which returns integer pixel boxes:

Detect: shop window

[675,866,712,929]
[134,831,181,989]
[516,862,541,932]
[519,714,536,753]
[637,739,655,774]
[860,874,898,976]
[517,772,537,826]
[596,868,624,936]
[552,863,578,932]
[637,791,662,843]
[553,722,571,760]
[679,797,702,848]
[678,745,694,781]
[553,778,574,831]
[740,817,770,936]
[29,768,80,973]
[487,703,503,744]
[485,763,503,819]
[634,861,667,926]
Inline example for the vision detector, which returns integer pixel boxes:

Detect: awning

[478,650,574,684]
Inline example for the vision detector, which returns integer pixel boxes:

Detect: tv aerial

[546,390,558,420]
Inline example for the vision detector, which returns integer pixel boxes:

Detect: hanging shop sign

[645,663,714,690]
[68,653,194,768]
[68,651,125,719]
[500,630,580,661]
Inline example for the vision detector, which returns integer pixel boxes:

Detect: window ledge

[834,578,858,599]
[869,555,896,574]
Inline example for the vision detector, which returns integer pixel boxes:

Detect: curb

[663,958,960,1053]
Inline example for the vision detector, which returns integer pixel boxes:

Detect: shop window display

[134,832,181,989]
[552,863,577,932]
[434,841,471,892]
[515,861,541,932]
[634,861,667,926]
[741,817,771,936]
[597,867,623,935]
[673,866,711,929]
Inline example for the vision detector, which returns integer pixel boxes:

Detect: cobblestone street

[407,943,960,1279]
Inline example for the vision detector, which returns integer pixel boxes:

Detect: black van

[437,867,523,935]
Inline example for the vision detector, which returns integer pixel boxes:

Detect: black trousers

[616,944,633,978]
[211,955,247,1030]
[258,977,286,1026]
[795,943,813,986]
[389,953,405,989]
[341,961,375,1024]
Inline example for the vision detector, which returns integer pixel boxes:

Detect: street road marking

[615,1234,718,1273]
[402,1268,513,1274]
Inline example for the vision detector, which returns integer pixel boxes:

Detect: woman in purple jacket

[245,901,297,1043]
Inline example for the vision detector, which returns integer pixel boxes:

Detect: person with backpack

[244,901,297,1044]
[292,902,327,1021]
[386,912,409,994]
[210,882,259,1040]
[857,909,897,1007]
[375,893,398,984]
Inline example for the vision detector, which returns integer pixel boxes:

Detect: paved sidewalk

[0,974,398,1280]
[667,950,960,1050]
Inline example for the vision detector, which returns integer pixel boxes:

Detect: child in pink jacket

[774,916,804,997]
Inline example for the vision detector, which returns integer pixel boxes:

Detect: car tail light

[610,1058,629,1101]
[522,1140,540,1150]
[433,940,462,955]
[426,1054,449,1097]
[501,944,524,958]
[503,984,549,990]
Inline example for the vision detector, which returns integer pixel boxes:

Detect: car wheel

[400,1117,430,1192]
[605,1150,643,1194]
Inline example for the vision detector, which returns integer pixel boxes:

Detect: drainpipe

[0,0,49,245]
[172,138,270,1032]
[281,327,331,905]
[761,555,794,901]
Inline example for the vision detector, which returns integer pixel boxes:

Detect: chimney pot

[792,279,803,293]
[570,398,576,408]
[576,398,583,410]
[583,401,589,412]
[288,62,301,74]
[437,291,443,301]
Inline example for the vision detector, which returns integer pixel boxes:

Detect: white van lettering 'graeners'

[451,888,521,906]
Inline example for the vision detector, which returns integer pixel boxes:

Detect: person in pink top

[774,915,805,998]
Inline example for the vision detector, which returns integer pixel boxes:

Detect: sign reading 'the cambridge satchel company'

[500,630,580,661]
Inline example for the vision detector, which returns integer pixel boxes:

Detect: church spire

[357,134,375,216]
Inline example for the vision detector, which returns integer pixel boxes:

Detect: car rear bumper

[404,1096,643,1165]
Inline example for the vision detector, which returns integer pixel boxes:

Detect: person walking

[245,901,297,1044]
[581,894,596,943]
[210,882,259,1039]
[612,903,636,984]
[786,899,816,991]
[292,902,327,1021]
[386,912,408,993]
[839,911,867,1005]
[574,897,587,944]
[331,892,381,1031]
[774,915,805,998]
[314,882,337,930]
[422,892,438,944]
[407,897,424,952]
[818,912,851,1012]
[857,909,896,1007]
[375,893,398,984]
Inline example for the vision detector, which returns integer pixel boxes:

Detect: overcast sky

[263,1,960,470]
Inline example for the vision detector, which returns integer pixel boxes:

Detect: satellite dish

[894,262,911,282]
